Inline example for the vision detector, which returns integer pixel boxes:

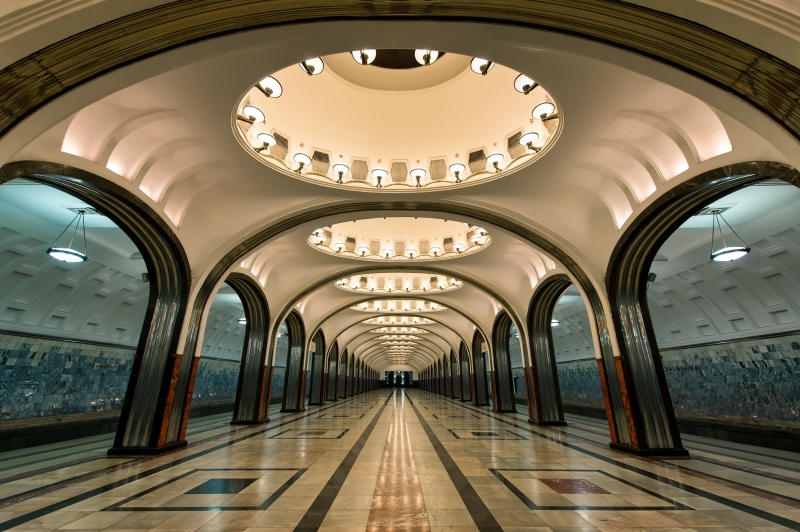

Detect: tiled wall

[556,358,604,407]
[191,357,240,403]
[660,333,800,429]
[556,333,800,430]
[0,333,242,421]
[0,333,134,420]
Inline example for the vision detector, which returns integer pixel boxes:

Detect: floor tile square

[539,479,610,495]
[187,479,259,495]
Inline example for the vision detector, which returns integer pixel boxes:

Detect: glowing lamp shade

[256,132,276,147]
[333,242,345,252]
[551,319,560,327]
[352,49,377,65]
[414,49,440,65]
[470,57,495,75]
[410,168,426,179]
[372,168,388,187]
[256,76,283,98]
[293,152,312,172]
[238,317,247,324]
[448,163,465,175]
[382,247,394,258]
[405,248,418,258]
[470,233,483,243]
[47,247,87,263]
[519,131,540,148]
[299,57,324,75]
[357,245,370,256]
[487,152,504,172]
[332,163,349,176]
[47,210,88,263]
[453,242,465,253]
[430,246,442,257]
[241,105,265,123]
[532,101,556,119]
[514,74,538,94]
[711,246,750,262]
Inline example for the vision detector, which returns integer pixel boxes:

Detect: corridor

[1,390,799,531]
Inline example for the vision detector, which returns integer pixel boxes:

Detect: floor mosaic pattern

[1,389,800,531]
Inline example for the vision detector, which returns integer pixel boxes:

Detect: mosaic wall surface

[660,333,800,429]
[0,333,245,421]
[191,357,240,403]
[556,334,800,430]
[0,334,134,420]
[556,358,604,407]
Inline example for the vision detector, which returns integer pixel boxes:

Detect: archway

[224,274,270,424]
[0,163,190,454]
[347,353,355,396]
[338,348,348,398]
[449,350,459,399]
[526,274,571,425]
[307,329,326,405]
[326,341,339,401]
[275,311,306,412]
[491,312,519,413]
[471,331,491,406]
[606,161,800,455]
[459,342,472,402]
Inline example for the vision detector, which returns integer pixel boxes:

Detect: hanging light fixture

[448,163,466,183]
[332,163,350,184]
[47,210,88,263]
[299,57,324,76]
[372,168,388,188]
[414,49,440,66]
[514,74,538,94]
[293,152,311,173]
[709,209,751,262]
[256,76,283,98]
[237,312,247,325]
[532,101,558,121]
[470,57,495,75]
[358,245,369,257]
[238,105,265,124]
[382,247,394,259]
[352,49,377,65]
[519,132,541,152]
[254,132,276,153]
[405,247,418,259]
[311,228,327,244]
[486,152,504,173]
[410,168,426,187]
[430,246,442,258]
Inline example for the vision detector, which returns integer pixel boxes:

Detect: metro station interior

[0,1,799,530]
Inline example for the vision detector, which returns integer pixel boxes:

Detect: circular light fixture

[430,246,442,257]
[241,105,265,123]
[513,74,538,95]
[470,57,495,75]
[358,245,370,257]
[414,49,440,66]
[255,132,276,153]
[372,168,388,188]
[238,317,247,324]
[333,242,345,253]
[405,247,418,259]
[711,246,751,262]
[332,163,350,183]
[487,152,505,172]
[293,152,312,173]
[532,101,557,120]
[352,49,377,65]
[311,229,327,244]
[299,57,324,76]
[382,247,394,259]
[551,319,560,327]
[256,76,283,98]
[519,131,540,151]
[47,247,87,263]
[410,168,426,187]
[447,163,466,183]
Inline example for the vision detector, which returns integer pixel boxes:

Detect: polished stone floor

[1,389,800,531]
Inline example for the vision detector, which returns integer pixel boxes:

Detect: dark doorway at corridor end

[386,371,413,387]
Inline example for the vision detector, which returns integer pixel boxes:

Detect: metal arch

[225,273,270,423]
[0,162,191,452]
[526,274,572,424]
[491,311,520,412]
[299,293,493,360]
[604,161,800,453]
[274,263,530,369]
[320,313,469,357]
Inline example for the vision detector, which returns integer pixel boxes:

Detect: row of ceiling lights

[312,227,488,259]
[337,276,461,291]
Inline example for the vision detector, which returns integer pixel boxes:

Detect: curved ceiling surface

[235,50,560,191]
